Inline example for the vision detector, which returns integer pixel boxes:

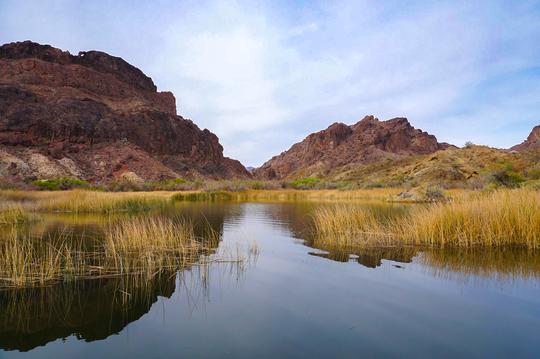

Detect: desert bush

[488,164,525,188]
[425,186,445,201]
[32,178,91,191]
[288,177,322,189]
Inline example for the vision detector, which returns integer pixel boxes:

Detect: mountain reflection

[309,246,417,268]
[0,275,176,352]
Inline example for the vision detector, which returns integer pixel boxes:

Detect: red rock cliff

[0,41,250,183]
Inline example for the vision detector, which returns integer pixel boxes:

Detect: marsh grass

[313,189,540,248]
[0,188,402,219]
[0,190,174,214]
[172,188,401,203]
[104,216,218,279]
[402,189,540,248]
[0,216,222,289]
[0,202,36,224]
[312,205,386,247]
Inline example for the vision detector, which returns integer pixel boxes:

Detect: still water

[0,202,539,358]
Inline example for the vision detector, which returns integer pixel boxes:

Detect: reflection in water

[0,275,176,352]
[420,247,540,281]
[260,202,540,279]
[0,261,254,352]
[309,246,417,268]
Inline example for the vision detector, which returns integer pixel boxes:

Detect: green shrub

[289,177,322,189]
[526,168,540,180]
[32,178,91,191]
[142,178,195,191]
[488,164,525,188]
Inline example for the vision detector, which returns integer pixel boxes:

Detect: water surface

[0,202,539,358]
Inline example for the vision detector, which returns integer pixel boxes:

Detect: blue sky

[1,0,539,166]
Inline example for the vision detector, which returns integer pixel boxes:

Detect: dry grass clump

[313,189,540,249]
[312,205,385,247]
[104,216,217,278]
[0,216,217,289]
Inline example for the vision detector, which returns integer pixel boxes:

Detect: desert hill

[254,115,452,180]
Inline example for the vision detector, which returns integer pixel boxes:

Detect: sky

[1,0,540,167]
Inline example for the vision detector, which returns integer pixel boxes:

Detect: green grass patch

[289,177,322,189]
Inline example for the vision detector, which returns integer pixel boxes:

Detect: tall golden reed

[313,189,540,249]
[0,216,214,288]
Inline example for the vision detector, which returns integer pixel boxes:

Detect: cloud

[1,0,540,166]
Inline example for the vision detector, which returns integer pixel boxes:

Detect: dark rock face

[0,41,250,182]
[511,125,540,151]
[254,115,452,179]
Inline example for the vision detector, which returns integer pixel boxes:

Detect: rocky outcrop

[511,125,540,152]
[0,41,250,183]
[255,115,452,179]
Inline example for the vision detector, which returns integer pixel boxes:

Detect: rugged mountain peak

[0,41,250,183]
[306,122,353,148]
[0,41,157,92]
[511,125,540,151]
[254,116,451,180]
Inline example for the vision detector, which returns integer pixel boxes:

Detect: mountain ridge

[254,115,453,180]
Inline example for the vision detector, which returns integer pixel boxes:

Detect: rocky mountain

[255,115,452,179]
[511,125,540,152]
[0,41,250,184]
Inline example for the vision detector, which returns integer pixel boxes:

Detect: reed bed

[0,202,36,224]
[0,188,404,220]
[313,189,540,249]
[312,205,385,247]
[104,216,218,278]
[173,188,401,202]
[0,216,218,289]
[0,190,174,214]
[403,189,540,248]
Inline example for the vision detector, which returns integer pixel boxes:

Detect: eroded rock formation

[255,115,452,179]
[0,41,250,183]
